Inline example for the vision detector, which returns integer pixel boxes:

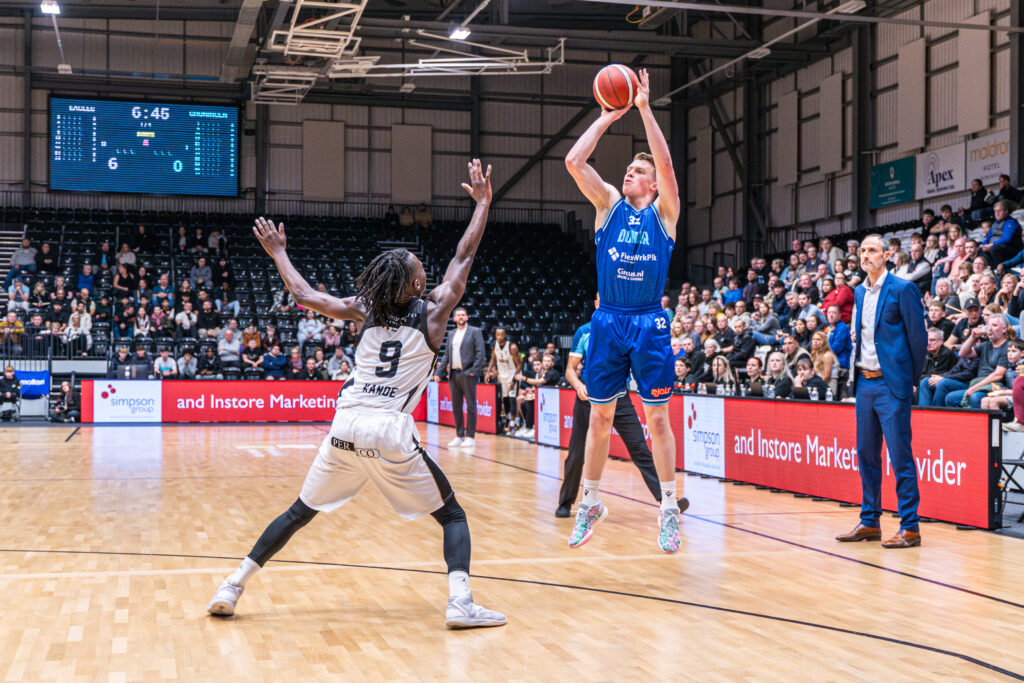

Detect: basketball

[593,64,638,111]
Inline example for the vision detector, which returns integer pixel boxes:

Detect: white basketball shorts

[299,407,452,521]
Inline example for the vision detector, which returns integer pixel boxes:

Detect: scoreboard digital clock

[49,97,239,197]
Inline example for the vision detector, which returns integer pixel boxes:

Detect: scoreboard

[49,97,239,197]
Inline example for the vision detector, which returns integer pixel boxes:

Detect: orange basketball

[593,64,638,111]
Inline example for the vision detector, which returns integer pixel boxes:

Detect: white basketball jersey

[494,340,516,393]
[339,298,438,414]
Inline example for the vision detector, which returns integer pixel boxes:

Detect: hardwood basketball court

[1,422,1022,680]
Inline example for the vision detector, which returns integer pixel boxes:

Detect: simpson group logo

[93,380,162,422]
[687,403,697,429]
[683,396,725,477]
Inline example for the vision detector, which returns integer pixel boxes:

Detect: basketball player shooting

[564,68,684,553]
[207,159,506,629]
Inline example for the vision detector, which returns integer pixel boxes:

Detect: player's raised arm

[634,68,679,236]
[565,107,628,212]
[427,159,492,325]
[252,217,367,322]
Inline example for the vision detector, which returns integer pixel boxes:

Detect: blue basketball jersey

[594,198,674,312]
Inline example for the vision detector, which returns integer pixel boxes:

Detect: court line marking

[0,547,1018,678]
[63,427,80,442]
[441,441,1024,612]
[0,544,1015,683]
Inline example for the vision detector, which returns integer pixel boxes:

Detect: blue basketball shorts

[583,305,674,405]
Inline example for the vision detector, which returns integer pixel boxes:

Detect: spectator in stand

[241,338,265,378]
[977,273,999,310]
[197,300,222,340]
[49,299,69,330]
[895,242,932,296]
[241,322,261,350]
[792,356,828,400]
[924,235,941,263]
[741,268,765,306]
[326,346,347,378]
[979,201,1023,267]
[64,313,91,356]
[820,237,843,266]
[0,311,24,356]
[216,281,239,319]
[915,328,958,405]
[154,348,178,379]
[673,357,692,391]
[286,346,304,379]
[994,274,1018,314]
[106,346,131,378]
[32,246,57,281]
[197,345,223,380]
[263,343,287,380]
[150,301,171,336]
[792,273,820,305]
[926,301,955,340]
[301,357,328,380]
[130,225,156,254]
[726,317,755,368]
[763,352,793,397]
[48,380,80,423]
[709,355,736,389]
[92,240,113,273]
[190,227,207,255]
[680,337,706,381]
[920,209,938,234]
[414,203,433,229]
[297,309,324,347]
[176,278,196,312]
[29,281,49,311]
[132,308,152,339]
[174,226,188,254]
[398,207,415,228]
[932,278,960,314]
[116,242,136,269]
[966,179,989,220]
[312,347,328,373]
[810,331,838,395]
[791,318,810,348]
[151,273,174,309]
[112,299,134,340]
[750,300,781,346]
[4,238,37,289]
[218,317,240,342]
[7,277,29,313]
[190,257,213,290]
[175,301,198,338]
[722,278,743,305]
[942,313,1010,408]
[825,304,851,380]
[322,325,341,354]
[112,264,136,299]
[820,271,854,323]
[132,344,154,378]
[218,329,241,369]
[208,230,226,256]
[795,292,827,327]
[782,334,810,375]
[178,348,198,380]
[712,315,735,354]
[0,365,21,420]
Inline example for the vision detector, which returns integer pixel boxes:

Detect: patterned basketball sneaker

[445,593,507,629]
[207,579,244,616]
[568,501,608,548]
[657,507,681,554]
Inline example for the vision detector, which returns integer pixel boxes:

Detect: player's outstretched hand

[634,68,650,109]
[461,159,492,205]
[253,217,287,257]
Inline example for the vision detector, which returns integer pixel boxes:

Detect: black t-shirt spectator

[714,327,735,350]
[922,345,957,378]
[176,288,197,312]
[539,368,560,386]
[198,354,222,376]
[35,249,57,274]
[951,317,985,343]
[197,309,221,330]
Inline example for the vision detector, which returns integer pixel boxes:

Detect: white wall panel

[876,7,923,61]
[344,150,369,198]
[995,48,1010,114]
[0,25,22,67]
[269,124,301,146]
[800,117,819,171]
[712,149,735,195]
[927,69,957,133]
[268,147,302,193]
[0,75,24,110]
[819,73,843,174]
[897,38,926,152]
[710,197,735,241]
[768,183,792,227]
[797,182,826,223]
[480,102,539,135]
[0,137,23,187]
[834,174,852,215]
[775,91,798,185]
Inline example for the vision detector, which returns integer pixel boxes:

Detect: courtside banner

[682,395,726,477]
[162,381,342,422]
[720,399,998,529]
[537,387,561,446]
[91,380,163,423]
[426,381,498,434]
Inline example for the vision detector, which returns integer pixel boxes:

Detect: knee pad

[285,497,318,526]
[431,495,466,527]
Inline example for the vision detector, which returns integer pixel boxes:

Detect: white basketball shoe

[447,437,465,448]
[207,579,244,616]
[445,593,507,629]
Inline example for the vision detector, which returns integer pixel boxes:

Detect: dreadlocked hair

[355,248,415,325]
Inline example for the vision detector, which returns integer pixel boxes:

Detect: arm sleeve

[995,219,1022,246]
[472,329,486,374]
[900,283,928,382]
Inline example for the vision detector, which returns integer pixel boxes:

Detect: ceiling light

[40,0,60,14]
[399,82,416,93]
[449,26,471,40]
[57,63,72,74]
[834,0,866,14]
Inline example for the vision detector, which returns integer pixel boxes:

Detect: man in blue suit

[836,235,927,548]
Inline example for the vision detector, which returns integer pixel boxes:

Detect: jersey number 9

[375,341,403,378]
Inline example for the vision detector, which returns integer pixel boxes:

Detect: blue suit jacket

[852,274,927,401]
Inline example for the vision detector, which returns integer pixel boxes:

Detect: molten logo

[687,403,697,429]
[651,387,671,398]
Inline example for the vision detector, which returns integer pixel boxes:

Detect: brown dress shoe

[835,523,882,542]
[881,529,921,548]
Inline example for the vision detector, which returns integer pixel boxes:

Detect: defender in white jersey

[208,159,504,629]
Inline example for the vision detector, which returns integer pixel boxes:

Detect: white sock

[582,479,601,506]
[227,557,260,588]
[660,481,677,511]
[448,570,471,598]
